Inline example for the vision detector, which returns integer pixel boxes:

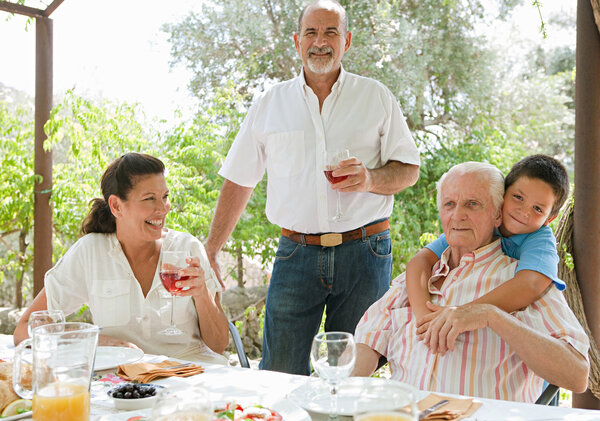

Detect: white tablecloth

[1,338,599,421]
[89,355,600,421]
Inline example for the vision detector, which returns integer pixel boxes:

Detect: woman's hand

[176,256,229,354]
[172,256,210,298]
[98,334,141,350]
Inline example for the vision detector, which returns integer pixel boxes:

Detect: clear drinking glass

[324,149,350,221]
[27,309,65,337]
[354,380,418,421]
[152,385,212,421]
[310,331,356,420]
[159,250,188,336]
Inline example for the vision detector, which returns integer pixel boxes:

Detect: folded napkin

[117,360,204,383]
[418,393,482,421]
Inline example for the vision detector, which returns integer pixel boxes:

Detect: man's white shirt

[220,67,420,234]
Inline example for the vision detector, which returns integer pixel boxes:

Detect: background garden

[1,0,575,358]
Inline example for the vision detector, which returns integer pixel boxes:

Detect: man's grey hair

[297,0,349,34]
[436,162,505,213]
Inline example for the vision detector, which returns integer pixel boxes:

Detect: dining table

[1,336,599,421]
[91,353,600,421]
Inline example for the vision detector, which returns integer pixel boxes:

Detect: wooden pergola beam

[43,0,64,17]
[0,0,64,17]
[0,0,64,296]
[573,0,600,409]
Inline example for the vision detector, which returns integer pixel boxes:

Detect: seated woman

[14,153,229,364]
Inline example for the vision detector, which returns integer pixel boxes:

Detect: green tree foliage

[2,1,576,305]
[162,0,574,277]
[0,102,35,306]
[164,0,521,130]
[45,92,161,256]
[161,85,279,273]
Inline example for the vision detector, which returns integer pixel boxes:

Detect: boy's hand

[413,303,434,328]
[414,303,435,332]
[419,301,492,355]
[416,302,445,347]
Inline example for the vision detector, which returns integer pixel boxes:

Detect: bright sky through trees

[0,0,574,121]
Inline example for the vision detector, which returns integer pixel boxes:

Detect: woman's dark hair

[81,153,165,234]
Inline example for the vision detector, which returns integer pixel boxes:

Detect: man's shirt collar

[431,238,505,282]
[297,65,347,96]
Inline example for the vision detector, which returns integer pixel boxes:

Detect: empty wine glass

[27,309,65,337]
[324,149,350,221]
[159,250,188,336]
[310,331,356,420]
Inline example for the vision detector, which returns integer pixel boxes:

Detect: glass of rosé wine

[159,250,189,336]
[324,149,350,221]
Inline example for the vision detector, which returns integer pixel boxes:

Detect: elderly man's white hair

[436,162,505,213]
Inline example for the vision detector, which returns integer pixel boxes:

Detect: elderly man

[206,0,420,375]
[353,162,589,402]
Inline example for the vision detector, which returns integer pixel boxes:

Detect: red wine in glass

[324,149,351,221]
[159,251,188,336]
[324,170,348,184]
[160,271,191,293]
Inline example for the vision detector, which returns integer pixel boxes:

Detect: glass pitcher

[13,322,100,421]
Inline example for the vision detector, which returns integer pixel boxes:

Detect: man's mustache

[308,46,334,56]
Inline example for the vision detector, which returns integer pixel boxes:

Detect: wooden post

[573,0,600,409]
[33,16,53,296]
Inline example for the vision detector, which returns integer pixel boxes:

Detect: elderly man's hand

[329,157,373,192]
[172,256,211,298]
[419,301,494,355]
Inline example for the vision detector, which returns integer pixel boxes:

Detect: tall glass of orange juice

[354,379,417,421]
[13,322,99,421]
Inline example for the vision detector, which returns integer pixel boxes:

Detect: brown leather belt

[281,219,390,247]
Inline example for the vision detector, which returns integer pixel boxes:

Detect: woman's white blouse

[44,229,224,363]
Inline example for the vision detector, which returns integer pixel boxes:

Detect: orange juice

[355,412,415,421]
[33,383,90,421]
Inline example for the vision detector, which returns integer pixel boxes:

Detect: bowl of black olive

[107,383,164,410]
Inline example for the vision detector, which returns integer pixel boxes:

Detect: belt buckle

[320,233,342,247]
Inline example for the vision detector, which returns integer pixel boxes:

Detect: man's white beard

[307,55,334,74]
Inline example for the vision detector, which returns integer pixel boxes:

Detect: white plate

[287,377,408,416]
[0,412,32,421]
[94,346,144,371]
[98,397,309,421]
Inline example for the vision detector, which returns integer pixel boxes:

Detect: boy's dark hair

[505,154,570,216]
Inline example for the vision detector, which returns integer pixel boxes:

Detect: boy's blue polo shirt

[425,225,566,290]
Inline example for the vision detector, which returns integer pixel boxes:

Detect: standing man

[205,0,420,375]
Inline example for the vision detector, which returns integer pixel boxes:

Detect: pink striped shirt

[355,239,589,402]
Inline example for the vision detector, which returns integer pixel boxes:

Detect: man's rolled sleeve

[378,86,420,167]
[355,277,409,357]
[517,288,590,362]
[218,99,266,188]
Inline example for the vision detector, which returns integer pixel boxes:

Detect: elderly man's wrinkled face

[439,173,502,256]
[294,4,351,77]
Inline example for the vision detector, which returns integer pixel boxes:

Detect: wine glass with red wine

[159,250,188,336]
[324,149,350,221]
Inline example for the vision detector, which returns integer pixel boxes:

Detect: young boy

[406,155,570,335]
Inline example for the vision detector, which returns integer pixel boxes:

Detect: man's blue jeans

[259,226,392,375]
